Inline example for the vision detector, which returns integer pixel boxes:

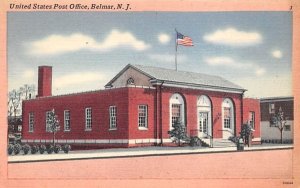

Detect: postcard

[1,0,299,187]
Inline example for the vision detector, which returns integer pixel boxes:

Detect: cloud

[28,30,151,56]
[236,74,292,98]
[204,56,265,76]
[272,50,283,59]
[158,33,171,44]
[148,53,187,63]
[53,72,105,88]
[255,67,266,76]
[203,28,262,47]
[22,69,35,79]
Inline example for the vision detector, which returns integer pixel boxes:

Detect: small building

[260,96,294,143]
[22,64,261,149]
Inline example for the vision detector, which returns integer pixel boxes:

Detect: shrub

[62,144,71,154]
[31,145,38,154]
[39,144,46,154]
[13,144,21,155]
[47,145,54,154]
[189,136,201,147]
[22,144,31,155]
[8,144,14,155]
[54,145,61,154]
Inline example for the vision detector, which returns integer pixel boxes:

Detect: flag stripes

[176,31,194,46]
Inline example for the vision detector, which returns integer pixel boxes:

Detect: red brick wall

[243,98,261,139]
[127,87,156,140]
[159,87,243,140]
[23,86,248,147]
[22,88,130,141]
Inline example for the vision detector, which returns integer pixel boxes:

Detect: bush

[54,145,61,154]
[39,144,46,154]
[13,144,21,155]
[31,145,38,154]
[8,144,14,155]
[189,136,201,147]
[62,144,71,154]
[22,144,31,155]
[47,145,54,154]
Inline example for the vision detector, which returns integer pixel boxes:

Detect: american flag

[176,31,194,46]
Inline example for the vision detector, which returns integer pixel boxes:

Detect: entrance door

[199,112,208,138]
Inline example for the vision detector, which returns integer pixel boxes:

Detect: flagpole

[175,29,178,71]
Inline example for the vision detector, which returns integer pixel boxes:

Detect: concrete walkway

[8,144,293,163]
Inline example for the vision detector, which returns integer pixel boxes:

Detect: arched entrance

[169,93,185,130]
[222,98,235,139]
[197,95,212,138]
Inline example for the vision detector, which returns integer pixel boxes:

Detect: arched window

[169,93,185,129]
[197,95,212,137]
[222,98,235,139]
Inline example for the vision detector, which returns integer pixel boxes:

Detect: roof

[105,64,246,93]
[260,96,294,103]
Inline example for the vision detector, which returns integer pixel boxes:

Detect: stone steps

[201,138,236,148]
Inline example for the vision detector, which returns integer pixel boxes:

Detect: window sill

[109,128,117,131]
[138,127,148,131]
[28,131,34,133]
[64,130,71,132]
[85,129,92,131]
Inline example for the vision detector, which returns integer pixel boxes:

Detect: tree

[19,84,35,100]
[271,107,288,144]
[46,109,60,146]
[168,120,188,146]
[240,122,253,147]
[7,84,36,134]
[7,89,22,135]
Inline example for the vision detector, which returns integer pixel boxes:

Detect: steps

[201,138,236,148]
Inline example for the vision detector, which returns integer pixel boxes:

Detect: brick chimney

[37,66,52,97]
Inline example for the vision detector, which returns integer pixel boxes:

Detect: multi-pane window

[85,108,92,130]
[138,105,148,128]
[269,103,275,114]
[171,104,181,127]
[29,112,34,132]
[109,106,117,129]
[249,111,255,129]
[223,107,231,129]
[46,111,52,132]
[64,110,70,131]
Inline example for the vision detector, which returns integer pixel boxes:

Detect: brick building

[260,97,294,143]
[22,64,261,149]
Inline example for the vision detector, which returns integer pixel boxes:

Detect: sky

[7,11,292,98]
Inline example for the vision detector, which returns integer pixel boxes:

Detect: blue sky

[8,12,292,98]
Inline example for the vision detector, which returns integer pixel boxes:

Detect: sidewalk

[8,144,293,163]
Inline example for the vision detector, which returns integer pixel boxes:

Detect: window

[138,105,148,129]
[64,110,70,131]
[127,77,135,85]
[169,93,185,129]
[109,106,117,130]
[85,108,92,130]
[46,111,52,132]
[29,112,34,132]
[223,107,231,129]
[269,103,275,114]
[249,111,255,129]
[171,104,181,127]
[284,124,291,131]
